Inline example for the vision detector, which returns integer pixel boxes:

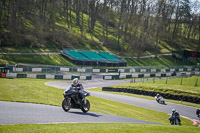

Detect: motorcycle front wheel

[81,99,90,113]
[62,98,71,112]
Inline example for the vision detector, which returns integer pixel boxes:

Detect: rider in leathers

[169,109,181,125]
[63,78,85,101]
[155,93,163,102]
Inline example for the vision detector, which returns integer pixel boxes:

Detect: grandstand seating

[80,51,107,61]
[65,50,89,61]
[61,49,127,66]
[99,52,121,62]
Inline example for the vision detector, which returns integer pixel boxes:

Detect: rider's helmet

[72,78,79,86]
[172,109,176,112]
[156,93,160,96]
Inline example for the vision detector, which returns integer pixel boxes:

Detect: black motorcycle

[169,116,181,125]
[62,89,90,113]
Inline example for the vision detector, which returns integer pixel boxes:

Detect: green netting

[65,50,89,61]
[99,52,121,62]
[80,51,107,61]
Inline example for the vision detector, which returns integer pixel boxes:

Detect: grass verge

[0,123,200,133]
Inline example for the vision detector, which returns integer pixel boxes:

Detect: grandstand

[99,52,121,62]
[80,51,108,62]
[61,49,126,66]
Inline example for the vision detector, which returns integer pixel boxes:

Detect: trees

[0,0,199,55]
[88,0,100,38]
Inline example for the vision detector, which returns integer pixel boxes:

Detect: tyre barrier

[102,87,200,104]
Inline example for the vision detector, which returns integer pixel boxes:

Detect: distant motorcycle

[62,89,90,113]
[196,109,200,120]
[155,96,165,104]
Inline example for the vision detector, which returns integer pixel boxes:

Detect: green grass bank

[111,76,200,98]
[0,123,200,133]
[1,53,199,67]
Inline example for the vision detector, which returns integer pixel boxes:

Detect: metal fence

[5,63,200,74]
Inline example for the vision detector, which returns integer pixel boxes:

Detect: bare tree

[88,0,100,39]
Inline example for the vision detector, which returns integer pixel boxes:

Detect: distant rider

[155,93,162,102]
[169,109,181,125]
[63,78,85,101]
[196,109,200,118]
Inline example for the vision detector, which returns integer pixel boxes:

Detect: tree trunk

[117,0,125,43]
[75,0,80,26]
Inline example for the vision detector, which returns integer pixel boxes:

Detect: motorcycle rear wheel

[81,99,90,113]
[62,99,71,112]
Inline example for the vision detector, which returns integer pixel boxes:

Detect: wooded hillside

[0,0,200,57]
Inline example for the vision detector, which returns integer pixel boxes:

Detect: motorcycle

[62,89,90,113]
[196,109,200,120]
[169,117,181,125]
[155,96,165,104]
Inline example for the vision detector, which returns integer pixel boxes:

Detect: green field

[0,78,199,132]
[1,123,200,133]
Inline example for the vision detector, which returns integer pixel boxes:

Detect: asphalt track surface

[0,101,157,125]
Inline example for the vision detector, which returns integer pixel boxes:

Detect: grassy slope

[111,76,200,98]
[1,9,198,56]
[0,54,75,66]
[126,56,200,67]
[1,53,199,67]
[0,43,61,53]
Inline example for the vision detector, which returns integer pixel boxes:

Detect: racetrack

[0,101,158,125]
[0,79,198,125]
[46,79,199,121]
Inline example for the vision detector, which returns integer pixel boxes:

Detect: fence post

[165,78,168,84]
[180,77,183,85]
[195,78,198,87]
